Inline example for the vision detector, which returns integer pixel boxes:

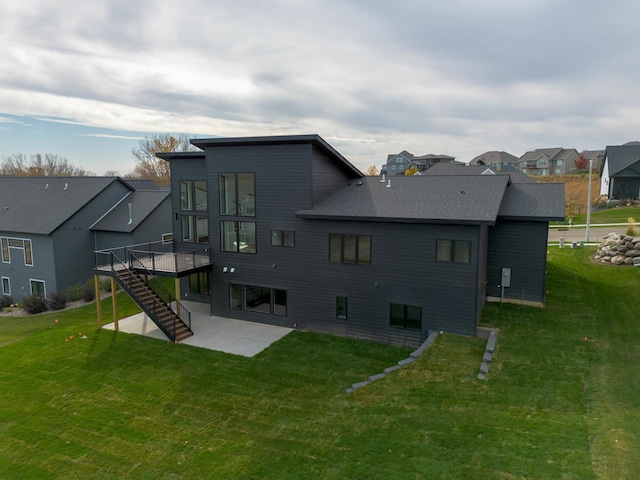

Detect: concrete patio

[102,300,292,357]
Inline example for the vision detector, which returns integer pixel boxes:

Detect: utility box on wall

[501,268,512,288]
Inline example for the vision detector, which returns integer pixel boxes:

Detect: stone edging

[346,331,439,394]
[477,329,498,380]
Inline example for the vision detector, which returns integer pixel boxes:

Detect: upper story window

[1,237,33,266]
[180,180,207,211]
[220,173,255,216]
[329,234,371,265]
[221,221,256,253]
[271,230,295,247]
[436,239,470,263]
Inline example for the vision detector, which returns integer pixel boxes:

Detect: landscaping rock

[594,233,640,266]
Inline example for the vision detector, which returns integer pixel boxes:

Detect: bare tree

[364,164,379,176]
[126,134,197,185]
[0,153,94,176]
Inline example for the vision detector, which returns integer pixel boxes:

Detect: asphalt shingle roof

[90,190,170,233]
[422,163,534,183]
[297,175,511,225]
[0,177,126,235]
[604,144,640,176]
[497,183,565,220]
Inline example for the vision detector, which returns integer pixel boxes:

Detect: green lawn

[571,206,640,225]
[0,249,638,478]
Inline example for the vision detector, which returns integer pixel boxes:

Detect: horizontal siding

[486,220,549,303]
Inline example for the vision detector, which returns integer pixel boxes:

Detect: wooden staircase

[113,267,193,342]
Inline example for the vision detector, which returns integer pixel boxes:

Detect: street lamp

[586,158,593,242]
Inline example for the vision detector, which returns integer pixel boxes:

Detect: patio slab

[102,301,292,357]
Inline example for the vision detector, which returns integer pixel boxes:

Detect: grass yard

[571,206,640,225]
[0,249,638,478]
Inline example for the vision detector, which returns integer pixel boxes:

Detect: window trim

[271,230,295,247]
[30,279,46,298]
[229,283,287,316]
[390,303,422,330]
[329,234,371,265]
[1,276,10,296]
[436,239,470,264]
[1,237,33,266]
[219,172,256,217]
[336,296,347,320]
[221,221,257,254]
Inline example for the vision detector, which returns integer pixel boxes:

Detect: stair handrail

[127,249,191,334]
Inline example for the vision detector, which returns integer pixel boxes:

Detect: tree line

[0,134,197,186]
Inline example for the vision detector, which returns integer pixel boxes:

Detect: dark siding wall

[210,219,481,347]
[94,232,133,251]
[486,220,549,303]
[132,197,173,245]
[476,225,489,320]
[0,232,55,302]
[53,181,131,293]
[311,146,354,204]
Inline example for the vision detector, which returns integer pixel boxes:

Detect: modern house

[382,151,457,176]
[600,142,640,200]
[129,134,564,348]
[469,151,520,171]
[0,176,171,302]
[519,148,579,176]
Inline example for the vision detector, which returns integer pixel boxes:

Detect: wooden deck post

[111,277,118,331]
[175,278,181,318]
[95,275,102,327]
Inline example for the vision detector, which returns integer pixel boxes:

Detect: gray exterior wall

[0,232,55,301]
[168,143,486,347]
[52,181,131,294]
[485,220,549,303]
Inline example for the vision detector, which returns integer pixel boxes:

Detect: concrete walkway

[102,301,292,357]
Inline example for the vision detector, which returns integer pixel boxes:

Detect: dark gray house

[599,142,640,200]
[0,176,170,302]
[151,134,563,347]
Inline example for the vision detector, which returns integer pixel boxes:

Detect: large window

[1,277,10,296]
[329,234,371,265]
[1,237,33,266]
[30,279,45,298]
[189,272,209,295]
[436,239,470,263]
[220,173,255,216]
[182,216,208,244]
[390,303,422,330]
[221,221,256,253]
[271,230,295,247]
[229,284,286,316]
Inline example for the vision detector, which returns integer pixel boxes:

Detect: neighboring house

[421,162,535,183]
[383,151,457,176]
[0,176,170,302]
[599,142,640,200]
[156,134,563,347]
[469,151,520,171]
[583,150,605,172]
[519,148,579,176]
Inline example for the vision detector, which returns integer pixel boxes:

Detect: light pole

[586,158,593,242]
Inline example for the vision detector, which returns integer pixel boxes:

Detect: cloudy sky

[0,0,638,174]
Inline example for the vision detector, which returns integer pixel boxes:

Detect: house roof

[296,175,511,225]
[188,134,363,177]
[421,162,535,183]
[469,150,519,165]
[497,183,565,221]
[520,148,576,161]
[603,144,640,176]
[90,190,170,233]
[0,176,128,235]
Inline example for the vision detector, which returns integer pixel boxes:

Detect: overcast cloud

[0,0,639,172]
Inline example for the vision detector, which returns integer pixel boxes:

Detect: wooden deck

[95,246,211,277]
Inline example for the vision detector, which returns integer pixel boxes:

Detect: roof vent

[64,183,68,190]
[386,179,391,188]
[128,203,133,225]
[356,181,363,186]
[380,173,386,182]
[45,184,49,189]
